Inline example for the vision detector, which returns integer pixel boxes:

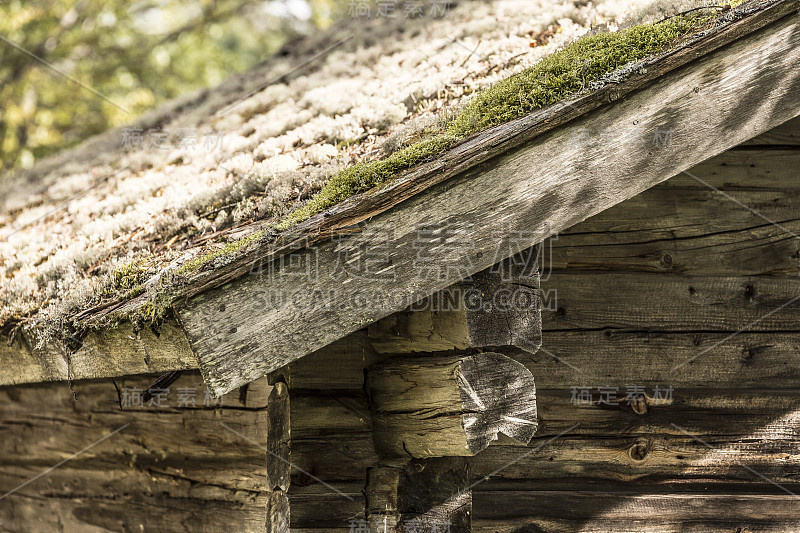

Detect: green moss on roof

[100,258,149,300]
[97,8,729,326]
[277,12,713,230]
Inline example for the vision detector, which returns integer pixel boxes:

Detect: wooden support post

[266,381,290,533]
[366,458,471,533]
[267,332,379,531]
[367,352,537,458]
[366,467,403,532]
[368,246,542,355]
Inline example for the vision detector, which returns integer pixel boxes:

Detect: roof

[2,0,799,393]
[1,0,649,336]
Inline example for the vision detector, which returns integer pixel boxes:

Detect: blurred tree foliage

[0,0,346,171]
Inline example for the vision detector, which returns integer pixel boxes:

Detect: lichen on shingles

[0,0,751,347]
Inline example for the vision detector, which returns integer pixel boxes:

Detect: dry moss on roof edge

[86,7,730,332]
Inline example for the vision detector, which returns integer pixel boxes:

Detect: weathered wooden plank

[369,246,542,355]
[531,330,800,389]
[367,353,537,458]
[472,492,800,533]
[540,272,800,332]
[648,148,800,190]
[532,388,800,439]
[280,331,381,390]
[287,483,366,532]
[0,373,270,532]
[367,246,542,354]
[549,149,800,276]
[396,457,471,533]
[366,459,472,533]
[461,246,542,353]
[367,293,473,354]
[0,321,197,387]
[469,435,800,487]
[180,9,800,395]
[267,382,290,492]
[740,114,800,145]
[267,489,290,533]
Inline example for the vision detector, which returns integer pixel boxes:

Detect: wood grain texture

[397,457,471,533]
[367,293,473,354]
[366,459,472,533]
[740,114,800,145]
[267,382,290,492]
[461,246,542,354]
[0,321,197,387]
[368,352,537,458]
[368,246,542,356]
[287,483,365,532]
[548,148,800,277]
[179,7,800,395]
[472,492,800,533]
[0,373,270,533]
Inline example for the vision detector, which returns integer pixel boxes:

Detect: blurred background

[0,0,350,171]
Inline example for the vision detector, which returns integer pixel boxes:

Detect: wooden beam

[178,7,800,394]
[269,333,377,531]
[472,492,800,532]
[266,381,290,533]
[461,246,541,353]
[367,352,537,458]
[0,321,197,387]
[369,246,542,355]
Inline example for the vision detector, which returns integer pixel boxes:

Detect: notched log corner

[367,352,537,458]
[369,245,543,356]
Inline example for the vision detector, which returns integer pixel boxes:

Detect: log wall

[0,372,272,532]
[468,116,800,531]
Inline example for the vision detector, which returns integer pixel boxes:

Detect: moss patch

[100,258,149,300]
[276,12,713,230]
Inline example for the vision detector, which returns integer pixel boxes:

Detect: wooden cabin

[2,1,800,531]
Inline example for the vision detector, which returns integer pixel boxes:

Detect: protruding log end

[459,352,538,453]
[368,352,537,458]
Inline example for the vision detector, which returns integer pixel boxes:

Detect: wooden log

[468,431,800,489]
[267,489,290,533]
[287,483,366,532]
[0,321,197,387]
[472,491,800,533]
[289,392,379,481]
[397,457,471,533]
[525,330,800,390]
[740,114,800,146]
[282,330,381,391]
[367,352,537,458]
[367,295,473,354]
[366,466,403,532]
[366,458,472,533]
[549,149,800,277]
[541,272,800,332]
[461,246,541,354]
[267,382,290,492]
[268,343,381,532]
[369,247,542,355]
